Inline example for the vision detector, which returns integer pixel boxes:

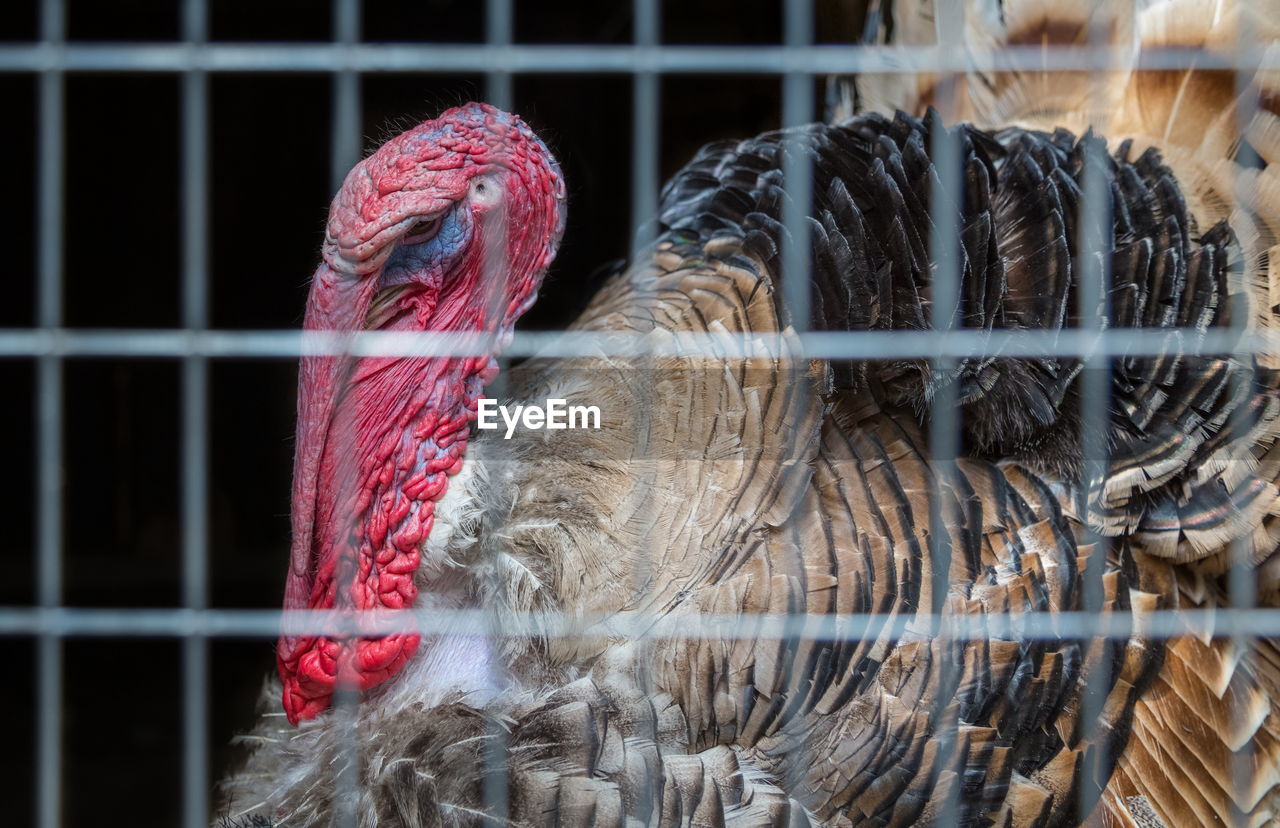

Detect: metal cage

[2,0,1276,825]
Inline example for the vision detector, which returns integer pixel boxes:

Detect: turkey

[219,1,1280,825]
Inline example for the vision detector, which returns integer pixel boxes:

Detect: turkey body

[221,105,1280,827]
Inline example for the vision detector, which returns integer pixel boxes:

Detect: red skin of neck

[275,103,563,724]
[279,253,506,724]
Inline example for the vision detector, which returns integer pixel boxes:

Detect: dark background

[0,1,867,824]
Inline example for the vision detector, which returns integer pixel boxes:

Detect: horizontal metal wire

[1,605,1277,642]
[1,43,1276,75]
[0,326,1275,360]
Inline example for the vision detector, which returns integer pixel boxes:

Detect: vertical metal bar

[1075,129,1111,828]
[631,0,660,254]
[330,5,365,826]
[628,0,660,605]
[36,2,65,826]
[631,5,661,825]
[1077,5,1113,821]
[927,5,964,822]
[481,1,514,821]
[479,304,510,826]
[331,0,362,193]
[180,3,211,827]
[780,0,813,331]
[777,0,814,805]
[485,0,512,111]
[331,685,361,828]
[631,0,661,601]
[1230,3,1260,821]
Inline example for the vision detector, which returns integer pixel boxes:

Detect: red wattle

[277,323,485,724]
[278,399,474,724]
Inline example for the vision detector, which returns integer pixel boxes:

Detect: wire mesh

[4,0,1278,825]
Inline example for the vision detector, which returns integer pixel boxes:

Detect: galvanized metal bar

[329,8,365,825]
[628,1,662,602]
[484,0,512,110]
[630,0,660,253]
[180,2,212,823]
[180,0,211,657]
[773,3,814,337]
[1077,8,1115,820]
[926,0,962,819]
[1230,4,1262,615]
[1,605,1278,642]
[0,326,1270,360]
[331,685,360,828]
[331,0,362,192]
[1,42,1266,75]
[628,5,662,824]
[927,5,965,820]
[1231,3,1261,820]
[633,0,659,58]
[36,2,66,826]
[780,0,814,331]
[480,4,515,822]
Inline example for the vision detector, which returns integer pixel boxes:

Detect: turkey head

[277,103,566,724]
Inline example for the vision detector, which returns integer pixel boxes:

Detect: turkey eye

[402,215,442,245]
[469,174,502,207]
